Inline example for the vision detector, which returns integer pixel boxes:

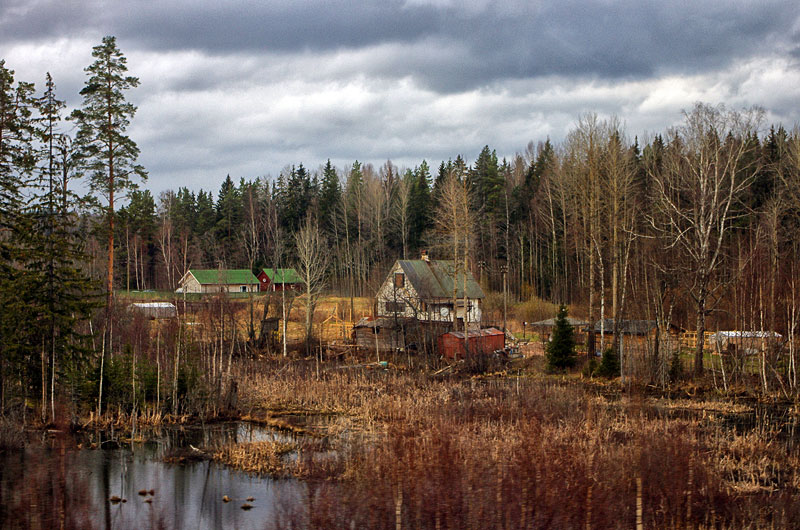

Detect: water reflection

[0,423,305,530]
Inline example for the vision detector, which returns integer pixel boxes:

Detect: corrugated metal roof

[397,260,485,300]
[445,327,504,339]
[189,269,259,285]
[127,302,177,318]
[530,317,588,327]
[261,268,303,284]
[711,331,782,339]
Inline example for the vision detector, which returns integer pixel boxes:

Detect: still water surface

[0,423,305,530]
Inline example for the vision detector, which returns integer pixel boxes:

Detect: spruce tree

[16,72,100,421]
[319,159,341,235]
[195,189,215,235]
[215,174,242,257]
[0,60,35,412]
[408,161,431,251]
[546,305,577,371]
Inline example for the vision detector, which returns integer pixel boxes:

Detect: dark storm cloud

[4,0,799,195]
[3,0,796,92]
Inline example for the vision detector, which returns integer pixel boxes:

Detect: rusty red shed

[437,328,505,359]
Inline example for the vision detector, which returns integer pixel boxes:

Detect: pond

[0,423,306,530]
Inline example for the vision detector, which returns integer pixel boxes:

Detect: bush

[596,348,620,378]
[582,357,599,378]
[669,349,683,383]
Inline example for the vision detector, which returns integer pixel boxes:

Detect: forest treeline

[3,36,800,421]
[107,110,800,378]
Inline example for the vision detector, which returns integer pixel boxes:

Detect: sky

[3,0,800,197]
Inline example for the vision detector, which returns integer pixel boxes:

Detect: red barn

[438,328,505,359]
[257,268,303,292]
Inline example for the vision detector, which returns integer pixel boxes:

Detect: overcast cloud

[3,0,799,195]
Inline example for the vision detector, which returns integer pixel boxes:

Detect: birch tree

[296,215,328,356]
[648,103,763,376]
[435,170,475,341]
[393,169,412,259]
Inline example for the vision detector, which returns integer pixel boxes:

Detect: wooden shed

[588,319,683,356]
[709,331,783,355]
[437,328,505,360]
[352,316,410,352]
[529,316,589,343]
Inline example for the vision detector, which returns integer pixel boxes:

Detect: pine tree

[71,36,146,311]
[546,305,577,371]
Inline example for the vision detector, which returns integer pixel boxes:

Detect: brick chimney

[420,250,430,262]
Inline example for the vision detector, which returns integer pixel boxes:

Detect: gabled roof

[261,268,303,284]
[530,317,589,328]
[590,319,658,335]
[188,269,259,285]
[396,259,485,300]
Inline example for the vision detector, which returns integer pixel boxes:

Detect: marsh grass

[213,441,297,476]
[233,360,800,529]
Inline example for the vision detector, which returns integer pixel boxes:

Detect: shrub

[596,348,620,378]
[669,349,683,383]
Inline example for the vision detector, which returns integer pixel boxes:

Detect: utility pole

[501,263,508,337]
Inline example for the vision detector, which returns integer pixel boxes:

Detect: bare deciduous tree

[647,103,763,376]
[435,170,475,352]
[296,215,328,356]
[157,191,176,289]
[393,170,412,259]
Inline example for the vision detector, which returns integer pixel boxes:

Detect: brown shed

[438,328,505,359]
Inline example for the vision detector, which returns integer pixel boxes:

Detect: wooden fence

[680,331,717,352]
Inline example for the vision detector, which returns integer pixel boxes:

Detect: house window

[394,273,405,288]
[386,301,406,313]
[241,286,248,292]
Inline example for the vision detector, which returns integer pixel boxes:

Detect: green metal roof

[397,260,485,300]
[261,268,303,284]
[189,269,259,285]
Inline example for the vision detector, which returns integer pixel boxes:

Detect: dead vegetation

[230,360,800,528]
[212,441,296,476]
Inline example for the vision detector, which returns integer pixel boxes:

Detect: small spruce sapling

[596,348,620,378]
[546,305,577,371]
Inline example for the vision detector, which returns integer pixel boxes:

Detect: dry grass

[231,359,800,529]
[213,441,296,476]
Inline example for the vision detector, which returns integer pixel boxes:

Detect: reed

[234,360,800,529]
[212,441,296,476]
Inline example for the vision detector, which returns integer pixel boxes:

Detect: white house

[376,254,485,327]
